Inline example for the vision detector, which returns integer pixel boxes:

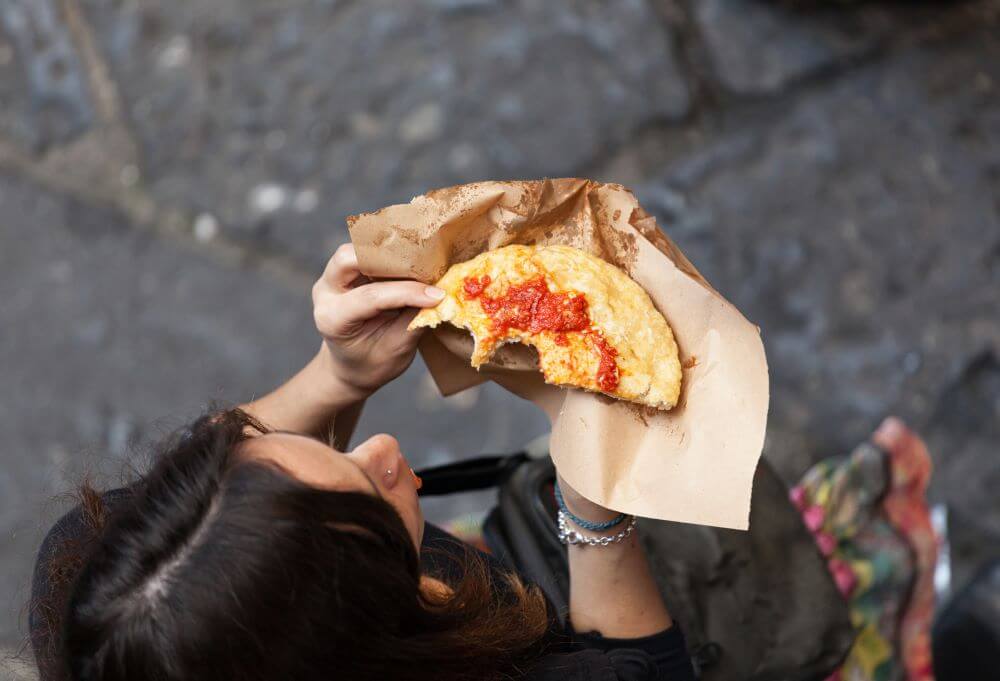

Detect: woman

[30,244,695,681]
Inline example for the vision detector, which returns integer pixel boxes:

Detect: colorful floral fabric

[791,417,937,681]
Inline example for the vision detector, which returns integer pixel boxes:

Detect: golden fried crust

[409,244,682,410]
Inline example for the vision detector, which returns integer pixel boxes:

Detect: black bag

[420,453,855,680]
[932,558,1000,681]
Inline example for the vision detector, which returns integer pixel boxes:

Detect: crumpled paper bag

[348,179,769,529]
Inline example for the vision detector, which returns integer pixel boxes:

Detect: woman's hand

[239,243,442,441]
[312,243,445,401]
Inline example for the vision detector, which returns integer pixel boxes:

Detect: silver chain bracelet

[558,509,637,546]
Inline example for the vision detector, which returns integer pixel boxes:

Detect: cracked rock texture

[80,0,689,265]
[2,0,1000,669]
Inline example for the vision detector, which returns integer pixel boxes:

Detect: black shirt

[423,524,693,680]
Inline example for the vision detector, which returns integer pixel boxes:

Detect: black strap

[415,453,529,496]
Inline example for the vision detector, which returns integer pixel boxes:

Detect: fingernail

[425,286,445,300]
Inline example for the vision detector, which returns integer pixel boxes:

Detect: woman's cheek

[400,487,424,548]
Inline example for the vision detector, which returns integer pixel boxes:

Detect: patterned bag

[791,418,937,681]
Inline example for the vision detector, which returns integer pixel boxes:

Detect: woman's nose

[347,434,403,490]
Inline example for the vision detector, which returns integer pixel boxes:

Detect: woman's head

[52,410,548,681]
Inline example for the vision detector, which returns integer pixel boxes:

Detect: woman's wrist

[313,344,373,408]
[555,476,623,528]
[241,347,369,438]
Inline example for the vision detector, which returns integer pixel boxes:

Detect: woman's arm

[485,370,674,637]
[486,369,674,638]
[558,476,673,639]
[329,400,365,451]
[240,244,443,445]
[240,346,365,441]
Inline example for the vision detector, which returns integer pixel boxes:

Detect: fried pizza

[409,244,682,410]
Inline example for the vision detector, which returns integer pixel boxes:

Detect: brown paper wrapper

[348,179,769,529]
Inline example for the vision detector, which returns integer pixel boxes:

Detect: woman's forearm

[240,345,366,442]
[560,478,673,638]
[330,400,365,450]
[567,534,672,638]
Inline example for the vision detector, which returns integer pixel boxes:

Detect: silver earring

[385,468,392,476]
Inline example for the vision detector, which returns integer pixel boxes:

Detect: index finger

[315,280,441,338]
[322,243,362,290]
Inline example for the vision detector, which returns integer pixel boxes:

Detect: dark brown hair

[32,409,550,681]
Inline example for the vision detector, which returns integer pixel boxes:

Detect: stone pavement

[2,0,1000,671]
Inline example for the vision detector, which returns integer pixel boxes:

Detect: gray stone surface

[0,0,94,150]
[3,0,1000,673]
[926,349,1000,576]
[692,0,961,95]
[79,0,689,267]
[695,0,879,94]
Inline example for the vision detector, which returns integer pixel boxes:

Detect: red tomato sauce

[463,275,621,392]
[590,332,620,393]
[463,275,491,298]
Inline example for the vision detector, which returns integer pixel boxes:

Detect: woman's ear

[419,575,454,601]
